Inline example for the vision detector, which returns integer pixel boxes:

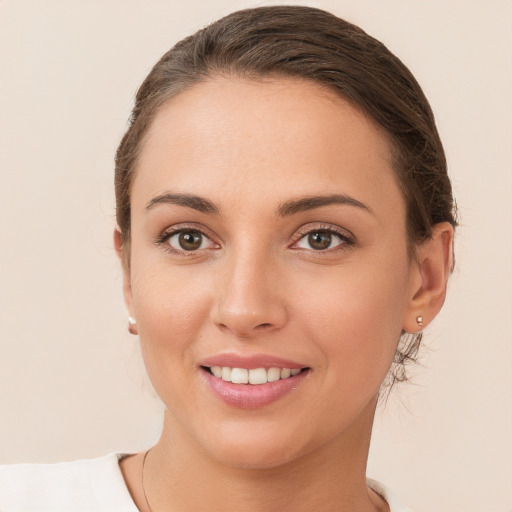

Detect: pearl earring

[416,315,424,327]
[128,316,138,335]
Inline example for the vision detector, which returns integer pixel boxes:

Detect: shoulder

[0,453,138,511]
[367,478,414,512]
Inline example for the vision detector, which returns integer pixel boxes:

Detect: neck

[142,396,386,512]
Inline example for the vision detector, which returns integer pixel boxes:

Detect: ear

[114,229,136,322]
[403,222,454,333]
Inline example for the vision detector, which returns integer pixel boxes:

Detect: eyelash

[155,223,355,256]
[291,223,355,253]
[155,224,219,256]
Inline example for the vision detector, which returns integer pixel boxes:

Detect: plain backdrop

[1,1,511,510]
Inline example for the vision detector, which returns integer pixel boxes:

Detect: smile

[206,366,303,385]
[200,363,310,409]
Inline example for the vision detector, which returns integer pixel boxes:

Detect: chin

[207,439,304,470]
[192,417,329,471]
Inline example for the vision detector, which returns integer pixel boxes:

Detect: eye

[295,229,351,251]
[166,229,214,252]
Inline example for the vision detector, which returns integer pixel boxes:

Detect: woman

[0,6,456,511]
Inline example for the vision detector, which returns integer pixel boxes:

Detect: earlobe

[128,316,138,335]
[403,222,454,333]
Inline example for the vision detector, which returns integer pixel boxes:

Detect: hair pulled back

[115,5,457,387]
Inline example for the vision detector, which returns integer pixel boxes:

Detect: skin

[116,77,453,511]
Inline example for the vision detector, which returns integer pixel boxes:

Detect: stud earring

[128,316,138,335]
[416,315,424,327]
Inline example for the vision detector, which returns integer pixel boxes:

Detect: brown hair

[115,5,457,386]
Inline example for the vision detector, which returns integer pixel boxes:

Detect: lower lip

[201,368,309,409]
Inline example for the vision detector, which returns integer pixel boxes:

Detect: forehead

[133,77,404,221]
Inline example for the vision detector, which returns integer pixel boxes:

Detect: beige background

[1,0,511,510]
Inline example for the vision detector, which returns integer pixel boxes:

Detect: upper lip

[199,353,307,370]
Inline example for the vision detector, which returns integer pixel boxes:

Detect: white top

[0,453,413,511]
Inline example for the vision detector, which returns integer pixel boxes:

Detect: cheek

[296,257,411,386]
[129,259,213,374]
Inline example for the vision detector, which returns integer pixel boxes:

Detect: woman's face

[124,77,420,468]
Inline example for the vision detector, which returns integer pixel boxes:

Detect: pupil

[179,231,202,250]
[308,231,331,250]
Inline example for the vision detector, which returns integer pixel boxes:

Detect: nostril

[255,323,272,330]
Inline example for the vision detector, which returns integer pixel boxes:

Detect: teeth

[208,366,303,385]
[267,367,281,382]
[248,368,267,385]
[231,368,249,384]
[211,366,222,378]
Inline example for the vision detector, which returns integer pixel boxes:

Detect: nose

[210,247,288,338]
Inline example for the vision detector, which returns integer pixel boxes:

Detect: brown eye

[295,229,349,251]
[307,231,332,250]
[179,231,202,250]
[168,230,207,251]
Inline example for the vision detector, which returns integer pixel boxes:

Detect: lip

[201,368,309,409]
[199,353,306,370]
[199,353,310,410]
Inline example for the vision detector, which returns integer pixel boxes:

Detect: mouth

[201,365,309,385]
[199,361,311,409]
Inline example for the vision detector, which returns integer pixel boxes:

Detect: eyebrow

[276,194,373,217]
[145,193,219,214]
[145,192,372,217]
